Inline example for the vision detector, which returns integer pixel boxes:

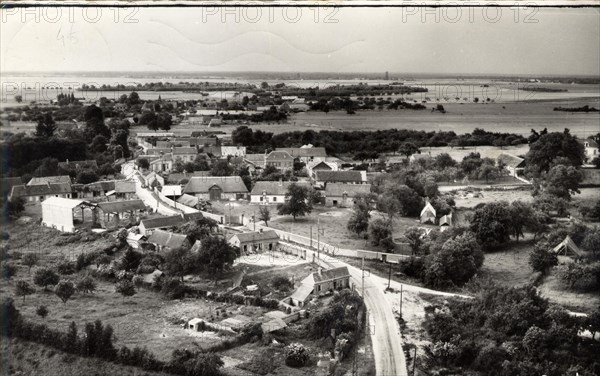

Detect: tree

[403,227,426,255]
[210,160,233,176]
[477,163,499,182]
[14,95,22,103]
[368,218,393,249]
[137,157,150,170]
[258,205,271,226]
[164,247,195,282]
[21,253,38,274]
[36,305,49,318]
[526,130,585,173]
[76,169,99,184]
[35,112,57,138]
[115,280,136,302]
[586,308,600,340]
[581,228,600,255]
[33,268,60,291]
[424,232,484,287]
[277,183,312,220]
[55,280,75,304]
[435,153,456,170]
[76,275,97,294]
[398,142,420,157]
[528,244,558,274]
[196,236,238,285]
[285,343,310,368]
[15,280,35,303]
[347,204,370,237]
[119,248,143,272]
[544,164,582,199]
[469,201,512,249]
[231,126,254,146]
[508,201,536,242]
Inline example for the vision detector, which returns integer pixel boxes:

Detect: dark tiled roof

[173,147,198,155]
[85,180,116,192]
[140,215,185,230]
[325,183,371,197]
[97,200,146,213]
[147,230,188,249]
[277,147,327,158]
[11,183,72,198]
[266,150,293,161]
[231,230,279,243]
[315,170,364,183]
[115,180,136,193]
[313,267,350,283]
[184,176,248,194]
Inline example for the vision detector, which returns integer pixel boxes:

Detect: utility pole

[317,217,320,262]
[412,347,417,376]
[387,262,392,290]
[361,257,365,297]
[253,206,256,231]
[399,284,403,316]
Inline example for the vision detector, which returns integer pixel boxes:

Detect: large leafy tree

[544,164,582,199]
[469,201,512,249]
[424,232,484,287]
[277,183,312,220]
[196,236,238,285]
[164,247,195,282]
[526,129,585,173]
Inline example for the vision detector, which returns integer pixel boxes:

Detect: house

[290,267,351,307]
[80,180,115,199]
[420,202,437,224]
[183,176,248,201]
[96,200,147,228]
[551,235,582,258]
[325,183,372,208]
[277,147,327,164]
[189,136,218,147]
[208,118,223,127]
[314,170,367,187]
[409,154,432,164]
[439,213,453,232]
[41,197,85,232]
[27,175,71,186]
[203,146,247,158]
[228,229,279,254]
[166,171,211,184]
[145,148,173,156]
[250,181,311,205]
[173,147,198,163]
[149,153,173,173]
[577,138,599,164]
[161,185,183,197]
[306,160,337,179]
[10,182,73,202]
[497,153,526,177]
[265,150,294,172]
[114,180,136,200]
[147,229,189,251]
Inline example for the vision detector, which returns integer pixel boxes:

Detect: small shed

[187,318,205,331]
[147,229,189,251]
[439,213,453,231]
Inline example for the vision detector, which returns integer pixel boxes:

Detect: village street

[122,161,181,216]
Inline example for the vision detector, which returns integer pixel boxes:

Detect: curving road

[283,242,408,376]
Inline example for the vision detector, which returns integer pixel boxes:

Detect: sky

[1,7,599,76]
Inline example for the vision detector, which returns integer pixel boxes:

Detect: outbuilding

[41,197,86,232]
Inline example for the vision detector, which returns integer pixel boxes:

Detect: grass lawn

[538,272,600,313]
[479,238,537,287]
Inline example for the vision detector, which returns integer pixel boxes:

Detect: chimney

[278,178,283,187]
[259,228,263,233]
[317,267,322,277]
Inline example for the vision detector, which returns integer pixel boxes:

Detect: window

[260,197,263,202]
[272,197,277,202]
[317,285,321,292]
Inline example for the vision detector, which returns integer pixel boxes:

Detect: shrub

[285,343,310,368]
[1,262,17,280]
[57,260,76,275]
[36,305,49,318]
[33,268,60,290]
[271,276,294,292]
[398,257,426,278]
[528,244,558,274]
[160,278,186,299]
[76,275,97,294]
[55,281,75,304]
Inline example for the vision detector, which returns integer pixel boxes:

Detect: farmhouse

[10,182,73,202]
[147,229,189,251]
[277,146,327,164]
[314,170,367,187]
[204,146,247,158]
[325,183,372,208]
[250,181,311,204]
[420,202,437,224]
[306,160,337,179]
[265,150,294,172]
[245,154,266,169]
[78,180,115,199]
[114,180,137,200]
[149,153,174,173]
[497,153,526,177]
[166,171,211,184]
[228,229,279,254]
[183,176,248,201]
[172,147,198,163]
[289,267,351,307]
[41,197,86,232]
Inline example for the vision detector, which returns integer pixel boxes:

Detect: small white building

[250,181,311,204]
[41,197,85,232]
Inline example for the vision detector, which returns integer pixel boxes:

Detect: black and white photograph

[1,5,599,376]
